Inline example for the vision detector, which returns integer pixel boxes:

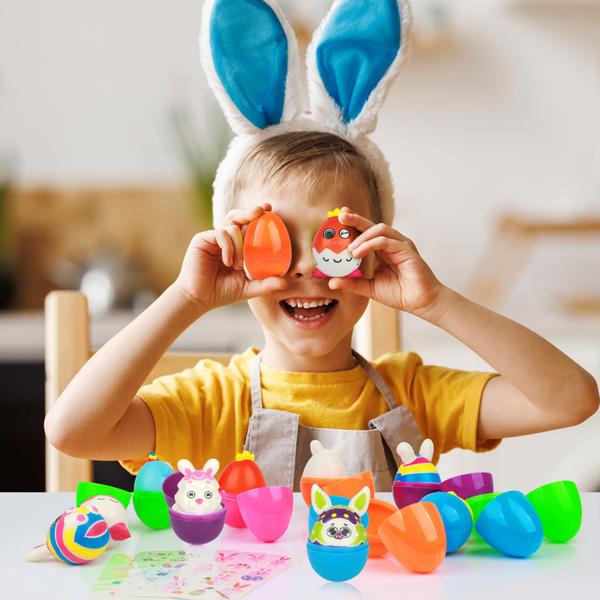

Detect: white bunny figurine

[173,458,222,515]
[302,440,348,479]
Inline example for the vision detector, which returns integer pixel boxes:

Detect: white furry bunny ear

[200,0,303,135]
[306,0,412,138]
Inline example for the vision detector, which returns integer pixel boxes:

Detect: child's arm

[45,203,287,460]
[331,209,599,438]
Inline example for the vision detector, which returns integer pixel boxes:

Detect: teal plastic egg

[306,541,369,582]
[421,491,472,553]
[134,460,174,492]
[476,491,543,558]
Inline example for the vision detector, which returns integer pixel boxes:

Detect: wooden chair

[45,291,400,491]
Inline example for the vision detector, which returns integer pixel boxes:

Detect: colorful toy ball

[311,208,362,279]
[421,491,472,554]
[25,506,109,565]
[243,212,292,279]
[476,491,543,558]
[526,480,582,543]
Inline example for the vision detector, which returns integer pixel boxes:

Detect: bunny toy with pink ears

[173,458,223,516]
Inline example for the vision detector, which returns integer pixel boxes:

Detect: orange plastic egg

[366,498,398,558]
[218,451,267,495]
[322,471,375,500]
[378,501,446,573]
[243,212,292,279]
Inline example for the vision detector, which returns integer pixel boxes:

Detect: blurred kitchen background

[0,0,599,493]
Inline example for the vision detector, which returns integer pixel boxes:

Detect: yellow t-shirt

[120,347,501,475]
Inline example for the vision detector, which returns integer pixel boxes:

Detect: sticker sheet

[90,549,300,599]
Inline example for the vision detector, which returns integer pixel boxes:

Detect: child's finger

[351,236,413,259]
[222,203,272,228]
[328,276,373,298]
[215,228,235,267]
[243,276,288,299]
[348,223,411,254]
[337,209,375,233]
[224,224,244,270]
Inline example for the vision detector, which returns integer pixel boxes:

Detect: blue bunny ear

[306,0,412,137]
[200,0,303,134]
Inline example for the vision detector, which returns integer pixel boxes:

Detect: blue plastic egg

[308,494,369,534]
[421,491,472,553]
[476,491,543,558]
[134,459,174,493]
[306,541,369,582]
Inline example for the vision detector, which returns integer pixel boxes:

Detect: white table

[3,492,599,599]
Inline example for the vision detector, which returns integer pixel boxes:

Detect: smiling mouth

[279,297,338,321]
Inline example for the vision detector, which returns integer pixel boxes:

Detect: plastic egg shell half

[243,212,292,279]
[526,480,582,543]
[379,502,446,573]
[306,540,369,582]
[134,459,174,492]
[475,491,543,558]
[163,471,227,544]
[421,491,473,553]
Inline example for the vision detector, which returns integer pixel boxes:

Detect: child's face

[238,171,374,360]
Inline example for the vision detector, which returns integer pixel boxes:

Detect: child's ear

[311,484,332,515]
[418,439,434,462]
[306,0,412,137]
[200,0,303,135]
[348,486,370,517]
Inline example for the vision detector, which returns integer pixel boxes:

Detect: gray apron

[243,350,422,492]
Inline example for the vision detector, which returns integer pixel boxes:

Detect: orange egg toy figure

[243,212,292,279]
[312,208,362,279]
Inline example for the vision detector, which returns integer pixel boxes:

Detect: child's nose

[288,245,314,279]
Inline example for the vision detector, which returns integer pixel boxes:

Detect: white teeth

[283,298,335,308]
[292,312,327,321]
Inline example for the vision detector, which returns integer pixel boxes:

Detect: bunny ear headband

[200,0,413,228]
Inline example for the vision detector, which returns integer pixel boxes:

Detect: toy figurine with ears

[199,0,413,229]
[301,439,348,479]
[395,438,442,484]
[309,484,370,547]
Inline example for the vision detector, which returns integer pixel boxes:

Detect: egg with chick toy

[312,208,362,279]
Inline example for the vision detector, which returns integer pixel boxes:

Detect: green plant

[170,101,231,228]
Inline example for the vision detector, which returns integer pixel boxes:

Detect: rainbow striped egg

[394,455,442,484]
[46,506,110,565]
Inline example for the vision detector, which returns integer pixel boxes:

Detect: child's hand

[328,208,445,319]
[174,203,288,313]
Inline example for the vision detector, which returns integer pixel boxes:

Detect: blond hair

[231,131,382,222]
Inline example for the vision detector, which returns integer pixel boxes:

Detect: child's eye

[204,491,213,499]
[323,228,335,239]
[339,229,350,239]
[187,491,196,499]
